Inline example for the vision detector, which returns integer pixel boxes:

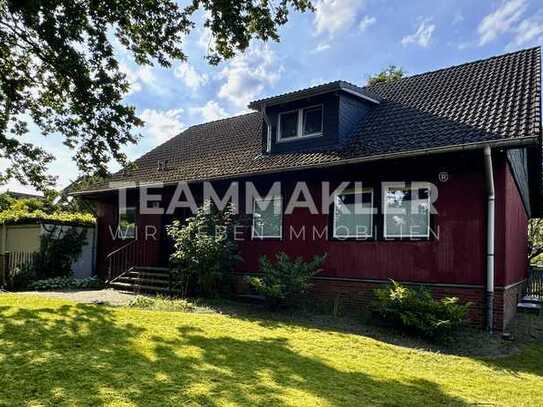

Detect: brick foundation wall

[309,279,489,328]
[232,273,525,331]
[495,281,525,331]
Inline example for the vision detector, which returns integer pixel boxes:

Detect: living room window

[383,183,431,239]
[332,189,374,239]
[252,196,283,239]
[278,105,323,141]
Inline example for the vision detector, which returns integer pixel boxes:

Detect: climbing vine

[34,225,89,278]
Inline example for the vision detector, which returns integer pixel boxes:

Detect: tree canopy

[528,218,543,264]
[0,0,313,191]
[367,65,406,86]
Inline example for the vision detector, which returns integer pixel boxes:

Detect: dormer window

[278,105,323,142]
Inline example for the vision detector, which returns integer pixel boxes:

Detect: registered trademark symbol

[438,171,449,182]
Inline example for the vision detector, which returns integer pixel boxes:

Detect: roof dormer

[249,81,380,154]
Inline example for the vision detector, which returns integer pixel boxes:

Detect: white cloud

[119,63,157,95]
[119,64,141,95]
[190,100,228,122]
[314,0,366,37]
[139,108,185,145]
[452,13,464,26]
[198,26,214,51]
[476,0,543,49]
[477,0,527,46]
[509,15,543,47]
[311,42,331,53]
[401,19,435,47]
[359,15,376,32]
[174,62,209,90]
[217,45,282,109]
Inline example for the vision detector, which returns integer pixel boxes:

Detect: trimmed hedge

[0,209,95,226]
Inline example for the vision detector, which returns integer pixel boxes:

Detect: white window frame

[277,104,324,142]
[332,188,374,239]
[383,183,431,239]
[251,196,283,239]
[118,206,137,239]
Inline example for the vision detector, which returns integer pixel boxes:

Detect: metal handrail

[106,239,138,282]
[105,240,136,261]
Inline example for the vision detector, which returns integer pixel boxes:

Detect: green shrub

[372,281,470,340]
[166,201,241,297]
[127,295,196,312]
[28,276,103,291]
[248,252,326,309]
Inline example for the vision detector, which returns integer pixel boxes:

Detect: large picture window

[252,196,283,239]
[118,206,137,239]
[278,105,323,141]
[383,184,430,239]
[333,189,374,239]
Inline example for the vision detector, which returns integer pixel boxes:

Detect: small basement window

[278,105,323,141]
[118,206,137,239]
[383,184,430,239]
[252,196,282,239]
[333,189,374,239]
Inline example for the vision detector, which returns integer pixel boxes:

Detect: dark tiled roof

[81,47,541,193]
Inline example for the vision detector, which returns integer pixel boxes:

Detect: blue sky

[2,0,543,194]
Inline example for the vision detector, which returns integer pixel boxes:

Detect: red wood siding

[92,151,528,291]
[503,162,529,286]
[89,150,531,330]
[239,157,486,285]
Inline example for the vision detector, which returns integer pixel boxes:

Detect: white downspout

[483,145,495,333]
[260,104,272,154]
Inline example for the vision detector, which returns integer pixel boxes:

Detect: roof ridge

[365,46,541,90]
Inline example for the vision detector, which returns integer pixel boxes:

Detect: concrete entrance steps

[109,266,181,295]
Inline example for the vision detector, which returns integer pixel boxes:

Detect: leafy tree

[166,201,241,297]
[0,192,14,211]
[56,175,108,214]
[528,218,543,264]
[367,65,406,86]
[0,0,313,191]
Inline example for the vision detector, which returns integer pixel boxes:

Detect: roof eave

[72,136,539,196]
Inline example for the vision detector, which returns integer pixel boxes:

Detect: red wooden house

[76,47,542,331]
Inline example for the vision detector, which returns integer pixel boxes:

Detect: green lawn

[0,294,542,406]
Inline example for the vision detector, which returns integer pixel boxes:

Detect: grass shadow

[0,298,472,406]
[198,298,519,359]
